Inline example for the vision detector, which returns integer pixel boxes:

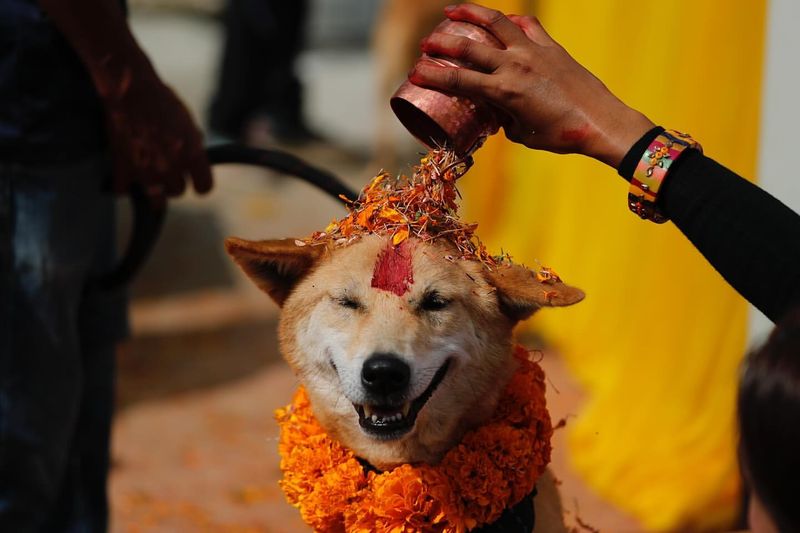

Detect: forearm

[37,0,154,100]
[619,129,800,323]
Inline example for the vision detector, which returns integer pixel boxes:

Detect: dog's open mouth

[353,360,451,440]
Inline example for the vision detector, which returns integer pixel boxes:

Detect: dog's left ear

[225,237,326,306]
[486,264,585,322]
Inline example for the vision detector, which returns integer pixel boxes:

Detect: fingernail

[444,4,456,12]
[408,64,431,83]
[411,59,440,74]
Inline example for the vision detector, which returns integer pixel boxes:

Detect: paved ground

[109,7,642,532]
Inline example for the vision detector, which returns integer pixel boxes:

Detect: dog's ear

[486,264,584,322]
[225,237,326,306]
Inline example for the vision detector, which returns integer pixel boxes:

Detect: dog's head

[226,234,582,470]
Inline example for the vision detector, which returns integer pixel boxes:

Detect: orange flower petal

[392,227,409,246]
[378,207,404,223]
[298,149,506,268]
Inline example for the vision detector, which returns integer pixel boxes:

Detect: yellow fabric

[463,1,766,530]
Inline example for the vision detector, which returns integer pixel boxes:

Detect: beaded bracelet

[628,129,702,223]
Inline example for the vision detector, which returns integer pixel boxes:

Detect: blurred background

[110,0,800,531]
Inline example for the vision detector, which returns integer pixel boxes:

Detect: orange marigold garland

[275,345,552,532]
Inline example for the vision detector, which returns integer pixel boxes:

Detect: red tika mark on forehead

[371,241,414,296]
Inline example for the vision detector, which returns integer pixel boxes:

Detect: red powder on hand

[560,126,589,143]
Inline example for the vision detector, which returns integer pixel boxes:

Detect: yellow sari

[464,0,766,529]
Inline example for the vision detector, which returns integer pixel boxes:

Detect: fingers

[131,147,211,200]
[104,81,213,202]
[162,172,187,196]
[409,58,491,96]
[186,146,213,194]
[151,148,210,199]
[507,14,554,46]
[444,3,527,47]
[132,143,180,199]
[421,33,502,71]
[143,184,167,209]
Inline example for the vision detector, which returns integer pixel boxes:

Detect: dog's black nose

[361,354,410,395]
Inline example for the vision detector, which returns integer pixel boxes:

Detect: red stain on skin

[371,241,414,296]
[560,126,589,143]
[420,38,458,59]
[408,60,445,86]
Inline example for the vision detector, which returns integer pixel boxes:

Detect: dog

[225,231,582,531]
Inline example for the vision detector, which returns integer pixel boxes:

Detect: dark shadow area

[116,318,282,411]
[117,203,236,300]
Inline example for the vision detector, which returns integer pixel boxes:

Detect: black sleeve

[618,128,800,323]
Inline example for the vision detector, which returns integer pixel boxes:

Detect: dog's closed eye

[334,294,364,311]
[419,290,450,312]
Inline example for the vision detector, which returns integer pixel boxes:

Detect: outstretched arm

[620,128,800,323]
[409,3,654,167]
[409,3,800,322]
[37,0,212,201]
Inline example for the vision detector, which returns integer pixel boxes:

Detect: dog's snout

[361,354,410,396]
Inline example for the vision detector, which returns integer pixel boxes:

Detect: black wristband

[617,126,664,181]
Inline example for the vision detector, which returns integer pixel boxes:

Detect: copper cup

[391,19,503,157]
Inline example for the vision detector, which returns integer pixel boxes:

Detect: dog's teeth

[362,408,407,424]
[401,403,411,417]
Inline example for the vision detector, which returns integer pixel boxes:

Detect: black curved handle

[88,143,357,292]
[206,144,357,200]
[87,182,168,292]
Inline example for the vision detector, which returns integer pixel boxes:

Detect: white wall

[749,0,800,344]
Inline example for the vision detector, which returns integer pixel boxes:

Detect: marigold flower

[297,149,508,267]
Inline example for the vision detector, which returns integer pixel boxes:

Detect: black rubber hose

[88,143,357,292]
[206,143,357,201]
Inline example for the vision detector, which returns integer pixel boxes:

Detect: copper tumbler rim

[390,91,451,151]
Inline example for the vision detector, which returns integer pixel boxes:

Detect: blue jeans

[0,155,127,533]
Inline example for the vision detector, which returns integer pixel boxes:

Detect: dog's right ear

[225,237,325,307]
[485,263,585,322]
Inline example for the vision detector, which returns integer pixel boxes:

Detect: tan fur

[226,234,582,531]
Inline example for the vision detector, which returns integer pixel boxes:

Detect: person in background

[0,0,211,530]
[208,0,318,145]
[739,309,800,533]
[408,4,800,531]
[415,2,768,530]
